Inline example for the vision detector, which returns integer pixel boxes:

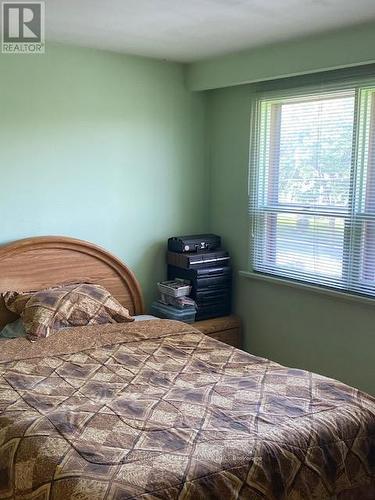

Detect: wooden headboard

[0,236,144,329]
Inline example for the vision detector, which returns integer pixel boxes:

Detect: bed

[0,236,374,500]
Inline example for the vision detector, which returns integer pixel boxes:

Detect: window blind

[249,74,375,297]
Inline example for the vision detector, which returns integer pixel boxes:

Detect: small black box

[168,234,221,253]
[195,302,232,321]
[168,265,232,292]
[167,250,230,269]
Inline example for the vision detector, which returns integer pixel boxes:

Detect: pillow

[0,318,26,339]
[3,283,134,341]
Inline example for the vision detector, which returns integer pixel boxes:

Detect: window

[250,81,375,297]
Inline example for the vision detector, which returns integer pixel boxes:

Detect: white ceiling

[44,0,375,62]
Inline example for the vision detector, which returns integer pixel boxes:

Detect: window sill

[239,271,375,306]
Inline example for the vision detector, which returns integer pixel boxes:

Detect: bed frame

[0,236,145,329]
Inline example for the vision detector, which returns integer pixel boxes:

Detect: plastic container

[159,293,196,309]
[151,301,196,323]
[157,279,191,297]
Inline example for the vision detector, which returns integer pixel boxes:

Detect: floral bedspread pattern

[0,320,374,499]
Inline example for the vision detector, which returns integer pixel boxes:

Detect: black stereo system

[167,234,232,320]
[168,234,221,253]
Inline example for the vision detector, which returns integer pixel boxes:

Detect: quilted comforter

[0,319,374,499]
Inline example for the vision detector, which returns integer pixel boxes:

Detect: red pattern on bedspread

[0,320,374,499]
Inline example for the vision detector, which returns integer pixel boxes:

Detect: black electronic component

[168,234,221,253]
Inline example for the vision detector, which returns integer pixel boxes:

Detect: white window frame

[249,81,375,299]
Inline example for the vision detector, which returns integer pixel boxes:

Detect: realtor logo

[2,2,45,53]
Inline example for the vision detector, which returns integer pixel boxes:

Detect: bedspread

[0,319,374,499]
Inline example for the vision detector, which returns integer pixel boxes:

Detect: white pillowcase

[134,315,158,321]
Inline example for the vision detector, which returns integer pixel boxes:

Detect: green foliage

[276,96,354,207]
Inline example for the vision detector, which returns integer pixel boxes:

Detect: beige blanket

[0,319,374,499]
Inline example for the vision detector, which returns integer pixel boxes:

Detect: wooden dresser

[193,315,242,349]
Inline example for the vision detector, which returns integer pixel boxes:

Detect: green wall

[0,43,207,306]
[188,21,375,90]
[199,21,375,396]
[207,84,375,396]
[1,32,374,395]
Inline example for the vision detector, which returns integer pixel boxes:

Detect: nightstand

[193,315,242,349]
